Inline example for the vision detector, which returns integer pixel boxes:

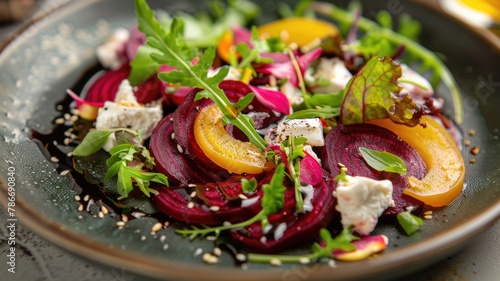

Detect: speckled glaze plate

[0,0,499,280]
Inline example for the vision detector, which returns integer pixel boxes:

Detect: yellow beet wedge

[257,17,340,46]
[370,116,465,207]
[194,104,268,175]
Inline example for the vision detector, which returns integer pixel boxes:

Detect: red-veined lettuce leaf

[339,56,425,127]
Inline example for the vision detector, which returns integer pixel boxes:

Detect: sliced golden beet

[370,116,465,207]
[257,17,339,46]
[194,104,268,174]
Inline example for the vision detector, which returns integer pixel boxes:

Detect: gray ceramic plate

[0,0,499,280]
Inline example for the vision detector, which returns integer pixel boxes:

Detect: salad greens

[247,228,358,264]
[358,147,407,175]
[128,0,259,85]
[339,56,424,126]
[73,129,168,198]
[134,0,267,151]
[310,2,463,124]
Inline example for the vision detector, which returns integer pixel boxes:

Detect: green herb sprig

[247,228,358,264]
[72,128,168,198]
[176,163,287,239]
[358,147,407,175]
[134,0,267,151]
[280,136,308,213]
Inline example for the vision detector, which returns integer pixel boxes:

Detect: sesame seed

[83,194,90,202]
[236,253,247,262]
[470,158,476,163]
[206,236,217,241]
[160,235,166,243]
[423,210,433,216]
[70,115,79,122]
[177,144,184,153]
[202,253,219,264]
[66,152,73,157]
[464,139,471,146]
[171,132,175,139]
[141,235,147,241]
[70,108,80,115]
[98,211,104,218]
[55,118,65,124]
[210,206,220,212]
[190,191,197,198]
[151,222,163,233]
[60,170,70,176]
[121,214,128,222]
[64,113,71,120]
[188,183,197,188]
[64,138,71,145]
[468,129,475,136]
[164,221,170,227]
[299,257,311,264]
[238,194,248,200]
[424,215,433,220]
[223,221,232,227]
[470,146,479,155]
[101,206,109,215]
[328,259,337,268]
[270,258,282,266]
[77,204,84,212]
[193,248,203,257]
[116,221,126,227]
[213,247,222,256]
[187,202,195,209]
[51,156,59,163]
[163,244,169,250]
[74,195,81,201]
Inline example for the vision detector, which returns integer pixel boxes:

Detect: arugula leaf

[339,56,425,127]
[72,130,114,157]
[286,106,339,120]
[358,147,407,175]
[134,0,267,151]
[397,211,424,235]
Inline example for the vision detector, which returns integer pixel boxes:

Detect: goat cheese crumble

[334,175,395,235]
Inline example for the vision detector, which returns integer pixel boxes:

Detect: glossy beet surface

[322,123,427,215]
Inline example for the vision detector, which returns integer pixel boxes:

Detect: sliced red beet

[85,64,162,105]
[149,114,230,185]
[153,172,274,225]
[321,123,427,216]
[230,171,337,253]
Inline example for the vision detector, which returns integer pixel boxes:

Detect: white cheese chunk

[334,176,395,235]
[95,80,162,150]
[96,28,130,70]
[305,57,352,94]
[271,118,325,146]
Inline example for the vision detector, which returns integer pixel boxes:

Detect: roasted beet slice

[230,172,337,253]
[150,114,229,185]
[321,123,427,215]
[153,173,274,225]
[86,64,162,104]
